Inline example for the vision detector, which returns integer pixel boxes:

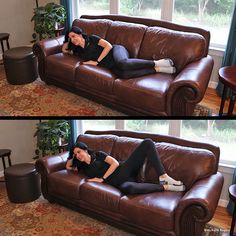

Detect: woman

[62,26,176,79]
[66,139,185,195]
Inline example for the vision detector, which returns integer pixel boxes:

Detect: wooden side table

[219,66,236,116]
[229,184,236,236]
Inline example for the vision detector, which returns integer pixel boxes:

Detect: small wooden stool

[219,66,236,116]
[0,149,12,170]
[0,33,10,65]
[58,143,68,153]
[229,184,236,236]
[0,33,10,53]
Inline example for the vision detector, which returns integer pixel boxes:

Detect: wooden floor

[199,87,236,116]
[209,205,233,235]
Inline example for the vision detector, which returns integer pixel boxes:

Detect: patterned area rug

[0,66,211,116]
[0,182,224,236]
[0,183,132,236]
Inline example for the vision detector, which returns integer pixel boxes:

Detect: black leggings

[106,138,166,194]
[112,45,156,79]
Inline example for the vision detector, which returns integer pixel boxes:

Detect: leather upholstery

[33,15,214,116]
[36,130,224,236]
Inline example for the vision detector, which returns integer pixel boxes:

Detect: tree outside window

[120,0,161,19]
[173,0,234,48]
[181,120,236,165]
[78,0,109,15]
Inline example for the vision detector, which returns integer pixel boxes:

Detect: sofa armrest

[175,172,224,236]
[167,55,214,116]
[32,36,64,82]
[35,151,68,200]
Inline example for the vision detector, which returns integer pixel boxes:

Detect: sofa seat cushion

[46,53,80,83]
[114,74,174,113]
[79,182,123,212]
[120,192,183,231]
[48,170,86,200]
[75,65,117,94]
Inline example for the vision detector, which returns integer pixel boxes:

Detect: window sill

[209,47,225,57]
[219,162,235,174]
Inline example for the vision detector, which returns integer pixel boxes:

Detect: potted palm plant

[31,2,67,43]
[34,120,71,159]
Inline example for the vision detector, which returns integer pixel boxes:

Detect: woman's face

[68,32,83,46]
[73,147,88,162]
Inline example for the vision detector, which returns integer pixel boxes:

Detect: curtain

[60,0,73,32]
[216,2,236,98]
[68,120,77,150]
[227,168,236,215]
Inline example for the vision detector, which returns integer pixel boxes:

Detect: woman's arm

[88,155,119,183]
[83,38,113,66]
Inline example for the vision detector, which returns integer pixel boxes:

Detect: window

[82,120,115,132]
[119,0,161,19]
[74,0,234,48]
[173,0,234,48]
[77,0,109,16]
[181,120,236,166]
[125,120,169,135]
[77,120,236,166]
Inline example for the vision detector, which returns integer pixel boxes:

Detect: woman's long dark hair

[64,26,87,51]
[69,141,94,160]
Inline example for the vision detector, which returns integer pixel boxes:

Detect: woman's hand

[87,177,103,183]
[82,60,98,66]
[62,42,70,54]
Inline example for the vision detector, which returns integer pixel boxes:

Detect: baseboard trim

[218,199,229,207]
[208,81,218,89]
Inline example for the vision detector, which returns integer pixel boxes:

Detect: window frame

[77,120,236,168]
[73,0,232,49]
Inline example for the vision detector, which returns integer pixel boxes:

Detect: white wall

[0,120,38,173]
[0,0,59,51]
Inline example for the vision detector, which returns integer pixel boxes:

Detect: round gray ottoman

[3,46,38,85]
[4,163,41,203]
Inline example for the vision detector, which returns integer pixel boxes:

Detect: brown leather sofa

[36,130,223,236]
[33,15,214,116]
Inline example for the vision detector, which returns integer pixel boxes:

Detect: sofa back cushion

[110,137,143,161]
[111,137,216,189]
[76,134,117,155]
[105,21,147,58]
[144,142,216,190]
[72,18,112,39]
[76,134,216,190]
[138,27,206,72]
